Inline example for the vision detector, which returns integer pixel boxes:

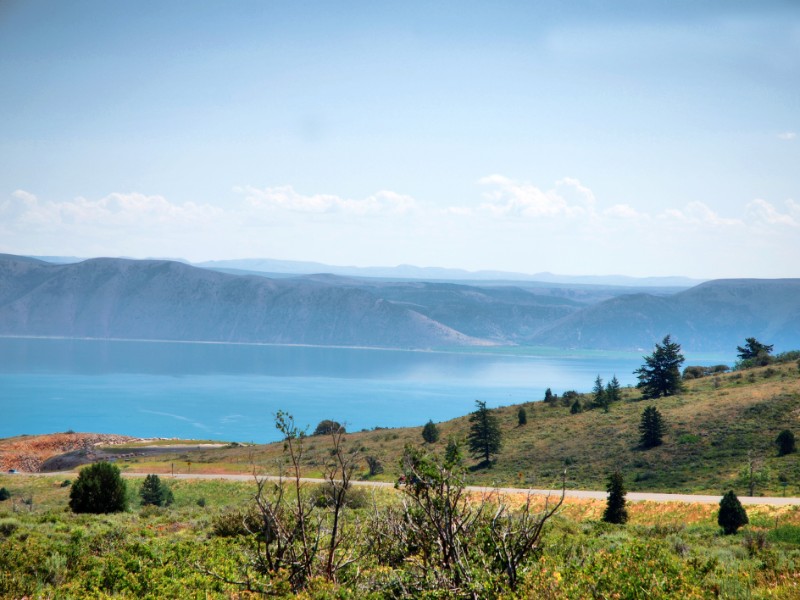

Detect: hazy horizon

[1,1,798,279]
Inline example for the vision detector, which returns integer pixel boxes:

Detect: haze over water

[1,337,729,442]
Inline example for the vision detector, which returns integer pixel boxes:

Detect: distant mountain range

[3,254,798,353]
[195,258,704,288]
[31,255,704,288]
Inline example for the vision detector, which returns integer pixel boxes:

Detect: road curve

[49,471,800,507]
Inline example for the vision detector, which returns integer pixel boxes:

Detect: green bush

[0,487,10,501]
[718,491,748,535]
[139,474,174,506]
[69,461,128,514]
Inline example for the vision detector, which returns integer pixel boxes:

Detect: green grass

[2,474,800,598]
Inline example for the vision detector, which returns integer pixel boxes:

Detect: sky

[0,0,798,279]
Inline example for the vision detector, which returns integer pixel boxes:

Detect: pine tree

[467,400,502,464]
[634,335,685,399]
[570,398,582,414]
[517,406,527,426]
[602,471,628,524]
[606,375,621,403]
[139,473,173,507]
[543,388,554,404]
[718,490,748,534]
[737,337,774,360]
[422,420,440,444]
[639,406,665,449]
[592,375,608,412]
[444,437,463,467]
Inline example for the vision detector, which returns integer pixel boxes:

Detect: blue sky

[1,0,798,278]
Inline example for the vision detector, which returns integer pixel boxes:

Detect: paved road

[29,470,797,507]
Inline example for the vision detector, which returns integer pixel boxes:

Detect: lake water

[0,338,729,443]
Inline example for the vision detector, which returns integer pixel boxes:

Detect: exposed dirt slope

[0,432,135,472]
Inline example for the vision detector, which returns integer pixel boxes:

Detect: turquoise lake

[0,338,730,443]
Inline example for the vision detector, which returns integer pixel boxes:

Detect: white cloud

[660,201,741,227]
[234,185,416,216]
[475,175,590,218]
[778,132,797,140]
[746,198,799,227]
[603,203,644,220]
[1,190,221,232]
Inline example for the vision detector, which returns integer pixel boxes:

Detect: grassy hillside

[102,359,800,496]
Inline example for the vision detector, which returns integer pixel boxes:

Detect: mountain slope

[531,278,800,352]
[0,255,482,348]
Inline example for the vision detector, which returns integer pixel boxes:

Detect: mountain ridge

[2,254,798,352]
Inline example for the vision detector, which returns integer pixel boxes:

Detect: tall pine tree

[592,375,609,412]
[634,335,685,399]
[602,471,628,524]
[639,406,666,448]
[467,400,502,464]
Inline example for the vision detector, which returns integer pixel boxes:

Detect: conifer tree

[467,400,502,464]
[543,388,554,404]
[592,375,608,412]
[606,375,621,403]
[634,335,685,399]
[602,471,628,524]
[140,473,174,507]
[517,406,527,426]
[422,420,440,444]
[639,406,665,448]
[570,398,582,414]
[718,490,748,534]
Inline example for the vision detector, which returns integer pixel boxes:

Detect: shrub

[211,507,261,537]
[517,406,527,426]
[139,474,174,506]
[69,461,127,514]
[718,490,748,535]
[313,420,345,436]
[0,487,10,501]
[365,455,384,476]
[0,519,18,537]
[776,430,796,456]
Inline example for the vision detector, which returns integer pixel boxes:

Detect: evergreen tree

[737,337,774,361]
[634,335,685,399]
[602,471,628,524]
[606,375,621,403]
[592,375,608,412]
[69,462,127,514]
[467,400,502,464]
[444,437,463,467]
[0,487,9,501]
[139,473,174,507]
[422,420,440,444]
[517,406,527,426]
[543,388,554,404]
[639,406,665,449]
[777,430,796,456]
[718,490,748,534]
[570,398,582,414]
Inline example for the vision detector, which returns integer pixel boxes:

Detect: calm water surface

[1,338,727,442]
